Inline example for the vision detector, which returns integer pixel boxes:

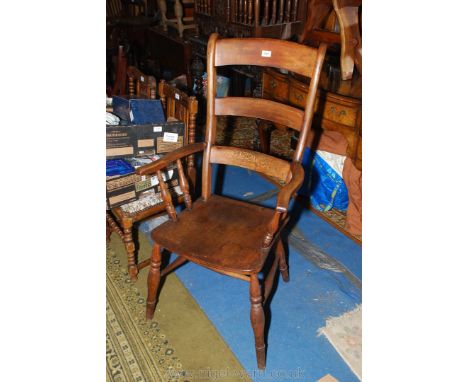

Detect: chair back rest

[159,80,198,145]
[201,33,327,200]
[159,80,199,185]
[127,66,157,99]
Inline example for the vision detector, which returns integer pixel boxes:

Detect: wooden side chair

[127,66,157,99]
[137,33,326,369]
[106,79,198,281]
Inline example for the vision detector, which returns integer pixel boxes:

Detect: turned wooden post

[157,0,168,31]
[157,170,178,221]
[176,159,193,209]
[285,0,291,22]
[250,274,266,370]
[291,0,298,21]
[248,0,253,24]
[271,0,277,24]
[122,220,138,281]
[146,244,162,320]
[263,0,270,25]
[159,80,167,110]
[174,0,184,37]
[128,76,135,97]
[243,0,248,23]
[276,238,289,282]
[278,0,284,23]
[188,101,197,185]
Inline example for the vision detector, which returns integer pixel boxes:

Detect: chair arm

[136,142,206,176]
[275,162,305,213]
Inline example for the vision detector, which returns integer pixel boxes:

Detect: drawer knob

[269,79,277,89]
[293,92,304,102]
[330,106,347,117]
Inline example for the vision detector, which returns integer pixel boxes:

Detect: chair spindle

[176,159,193,209]
[157,170,178,221]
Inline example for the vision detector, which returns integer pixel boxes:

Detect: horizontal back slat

[210,146,291,182]
[215,38,318,78]
[215,97,304,132]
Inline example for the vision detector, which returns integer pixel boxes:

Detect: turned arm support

[275,161,305,213]
[262,161,304,248]
[135,142,205,221]
[135,142,206,176]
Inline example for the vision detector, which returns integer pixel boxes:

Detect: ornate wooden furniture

[107,78,198,281]
[139,33,326,369]
[260,67,361,170]
[194,0,308,39]
[300,0,362,80]
[127,66,157,98]
[157,0,197,37]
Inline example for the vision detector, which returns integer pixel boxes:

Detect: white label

[138,150,144,154]
[150,175,159,186]
[175,93,180,100]
[129,110,134,122]
[261,50,271,58]
[163,132,179,143]
[140,76,144,82]
[153,125,162,132]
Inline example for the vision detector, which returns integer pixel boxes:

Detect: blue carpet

[140,164,362,381]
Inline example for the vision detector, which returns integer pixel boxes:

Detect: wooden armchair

[139,33,326,369]
[106,79,198,281]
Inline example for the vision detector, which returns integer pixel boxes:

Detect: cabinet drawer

[321,99,358,128]
[262,73,289,102]
[289,85,307,108]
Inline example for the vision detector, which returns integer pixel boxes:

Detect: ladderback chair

[106,79,198,281]
[137,33,326,369]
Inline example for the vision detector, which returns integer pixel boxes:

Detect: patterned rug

[107,232,250,382]
[318,305,362,380]
[106,244,187,382]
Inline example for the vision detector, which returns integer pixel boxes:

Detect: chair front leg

[250,273,266,369]
[123,222,138,281]
[146,244,162,320]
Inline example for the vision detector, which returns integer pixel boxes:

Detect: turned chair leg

[106,219,112,243]
[250,273,266,369]
[146,244,162,320]
[122,222,138,281]
[276,238,289,282]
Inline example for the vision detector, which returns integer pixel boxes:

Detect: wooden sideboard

[261,67,361,170]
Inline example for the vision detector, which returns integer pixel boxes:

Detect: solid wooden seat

[153,195,275,273]
[139,33,327,369]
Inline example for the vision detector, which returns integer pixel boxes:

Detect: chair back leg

[276,238,289,282]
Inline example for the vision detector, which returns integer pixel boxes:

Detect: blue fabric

[300,147,349,212]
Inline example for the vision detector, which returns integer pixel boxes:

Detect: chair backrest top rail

[214,38,319,78]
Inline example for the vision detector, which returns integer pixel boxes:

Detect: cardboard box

[112,95,166,124]
[106,125,136,159]
[106,121,185,158]
[134,120,185,156]
[106,165,179,209]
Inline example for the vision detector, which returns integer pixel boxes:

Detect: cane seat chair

[138,33,326,369]
[106,75,198,281]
